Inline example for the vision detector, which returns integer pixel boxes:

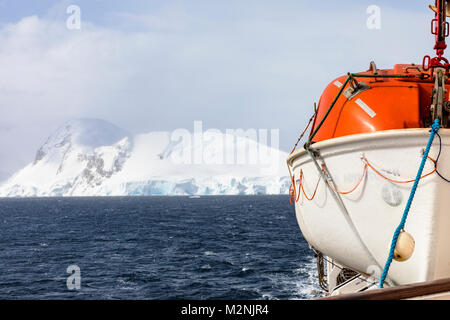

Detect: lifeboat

[287,1,450,296]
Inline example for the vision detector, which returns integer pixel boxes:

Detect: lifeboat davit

[288,1,450,296]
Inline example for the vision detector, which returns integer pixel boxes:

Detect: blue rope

[378,119,440,288]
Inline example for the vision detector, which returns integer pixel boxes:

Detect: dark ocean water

[0,196,319,300]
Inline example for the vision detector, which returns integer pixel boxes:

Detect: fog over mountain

[0,119,290,197]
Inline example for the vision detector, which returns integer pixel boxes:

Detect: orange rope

[301,171,321,201]
[362,156,436,184]
[324,163,368,195]
[289,184,294,204]
[289,173,302,204]
[288,155,438,205]
[290,169,321,203]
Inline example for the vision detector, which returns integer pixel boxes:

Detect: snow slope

[0,119,290,197]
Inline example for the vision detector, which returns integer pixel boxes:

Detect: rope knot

[431,119,441,133]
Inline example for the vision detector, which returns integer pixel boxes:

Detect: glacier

[0,119,291,197]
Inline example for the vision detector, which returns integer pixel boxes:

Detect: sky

[0,0,439,181]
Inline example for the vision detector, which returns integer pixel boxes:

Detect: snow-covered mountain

[0,119,290,197]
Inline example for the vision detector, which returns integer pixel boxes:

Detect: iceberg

[0,119,290,197]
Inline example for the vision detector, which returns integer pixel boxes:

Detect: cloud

[0,2,436,180]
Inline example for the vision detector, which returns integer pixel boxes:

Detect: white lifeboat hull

[287,129,450,286]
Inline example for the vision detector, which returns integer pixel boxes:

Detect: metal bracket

[430,67,449,127]
[343,75,371,100]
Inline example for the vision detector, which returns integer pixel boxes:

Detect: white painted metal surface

[287,129,450,286]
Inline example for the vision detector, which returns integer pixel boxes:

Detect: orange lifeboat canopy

[310,64,439,143]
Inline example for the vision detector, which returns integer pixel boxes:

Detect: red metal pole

[423,0,450,73]
[434,0,447,58]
